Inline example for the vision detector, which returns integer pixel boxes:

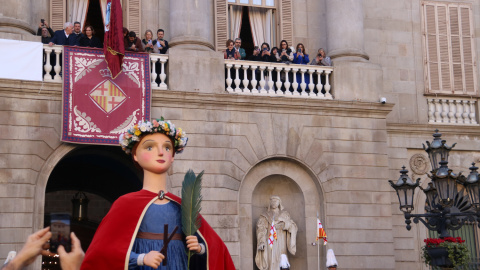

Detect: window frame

[421,1,478,96]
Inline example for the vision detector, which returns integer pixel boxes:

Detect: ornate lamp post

[389,130,480,238]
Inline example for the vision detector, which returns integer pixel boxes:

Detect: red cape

[80,189,235,270]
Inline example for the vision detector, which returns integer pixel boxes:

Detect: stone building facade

[1,0,480,270]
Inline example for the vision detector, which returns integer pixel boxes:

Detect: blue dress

[129,202,188,270]
[293,53,310,91]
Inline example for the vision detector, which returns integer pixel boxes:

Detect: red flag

[104,0,124,79]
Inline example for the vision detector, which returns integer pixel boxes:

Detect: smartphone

[49,213,71,253]
[41,19,45,24]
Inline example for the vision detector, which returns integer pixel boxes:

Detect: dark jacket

[141,39,157,53]
[152,39,169,54]
[79,36,103,48]
[50,30,79,46]
[37,27,55,44]
[125,37,144,52]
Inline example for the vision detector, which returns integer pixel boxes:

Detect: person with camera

[248,43,272,62]
[292,43,310,91]
[1,227,84,270]
[224,39,240,60]
[125,31,144,52]
[37,20,54,44]
[153,29,169,54]
[141,30,156,53]
[234,38,246,60]
[310,48,332,66]
[276,40,293,63]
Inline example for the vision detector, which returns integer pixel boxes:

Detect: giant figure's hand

[144,251,164,268]
[186,235,202,253]
[58,232,84,270]
[258,243,265,251]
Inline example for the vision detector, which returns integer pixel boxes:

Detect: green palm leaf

[181,169,203,266]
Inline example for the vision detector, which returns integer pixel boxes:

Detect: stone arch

[33,143,77,232]
[238,158,324,270]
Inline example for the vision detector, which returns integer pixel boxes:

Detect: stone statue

[255,196,297,270]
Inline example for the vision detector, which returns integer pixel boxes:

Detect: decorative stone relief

[409,154,429,175]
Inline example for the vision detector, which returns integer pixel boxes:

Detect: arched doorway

[239,158,324,270]
[40,144,141,268]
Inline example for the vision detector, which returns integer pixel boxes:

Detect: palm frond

[181,169,203,266]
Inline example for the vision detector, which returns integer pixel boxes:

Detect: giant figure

[80,118,235,270]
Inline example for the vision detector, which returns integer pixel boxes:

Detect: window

[215,0,292,51]
[422,2,477,95]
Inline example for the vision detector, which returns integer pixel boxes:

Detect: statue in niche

[255,196,297,270]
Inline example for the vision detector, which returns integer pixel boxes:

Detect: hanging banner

[61,46,151,145]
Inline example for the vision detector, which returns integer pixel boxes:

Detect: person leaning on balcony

[248,42,273,62]
[234,38,246,59]
[310,48,332,66]
[72,22,85,41]
[79,26,102,48]
[125,31,145,52]
[36,21,54,44]
[152,29,169,54]
[270,47,280,62]
[49,22,79,46]
[293,43,310,91]
[277,40,293,63]
[141,29,156,53]
[224,39,240,60]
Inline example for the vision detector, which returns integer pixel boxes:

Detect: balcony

[41,45,334,99]
[42,45,169,90]
[224,59,333,98]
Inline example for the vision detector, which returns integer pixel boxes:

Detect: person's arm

[287,51,294,61]
[160,40,169,54]
[36,26,42,36]
[47,26,55,37]
[136,39,145,52]
[3,228,53,270]
[304,54,310,64]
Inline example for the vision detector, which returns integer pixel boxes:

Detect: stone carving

[409,154,429,175]
[255,196,297,270]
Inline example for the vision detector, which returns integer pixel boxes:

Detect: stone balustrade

[43,44,63,82]
[42,44,169,89]
[150,54,168,90]
[224,59,333,99]
[427,98,478,125]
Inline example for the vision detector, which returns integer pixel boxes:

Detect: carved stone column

[326,0,368,61]
[167,0,224,94]
[325,0,385,102]
[169,0,214,50]
[0,0,47,41]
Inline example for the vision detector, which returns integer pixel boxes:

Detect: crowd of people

[224,38,332,93]
[223,37,332,67]
[37,21,169,54]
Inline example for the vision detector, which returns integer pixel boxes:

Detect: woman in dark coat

[79,26,102,48]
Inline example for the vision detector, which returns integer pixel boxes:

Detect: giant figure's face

[134,133,174,174]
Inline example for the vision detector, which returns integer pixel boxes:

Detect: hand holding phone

[49,214,71,253]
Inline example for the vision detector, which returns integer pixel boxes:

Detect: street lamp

[389,130,480,238]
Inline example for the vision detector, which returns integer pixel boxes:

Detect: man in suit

[49,22,79,46]
[234,38,246,60]
[72,21,85,41]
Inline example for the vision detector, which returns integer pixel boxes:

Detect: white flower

[119,134,124,141]
[132,135,139,141]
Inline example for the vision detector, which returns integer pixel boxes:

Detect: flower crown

[119,117,188,154]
